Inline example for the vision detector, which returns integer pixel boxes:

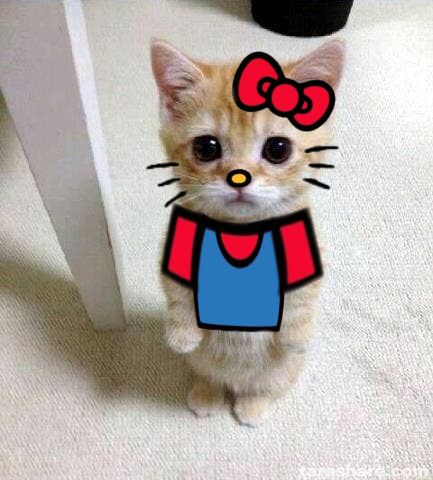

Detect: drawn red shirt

[163,206,322,290]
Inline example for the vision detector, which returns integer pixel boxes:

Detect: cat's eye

[192,135,222,162]
[262,136,292,164]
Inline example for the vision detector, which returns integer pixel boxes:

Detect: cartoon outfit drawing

[162,206,322,331]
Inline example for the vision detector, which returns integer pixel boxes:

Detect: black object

[251,0,354,37]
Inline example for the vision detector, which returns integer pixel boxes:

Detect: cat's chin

[224,199,259,218]
[180,192,308,223]
[181,199,291,223]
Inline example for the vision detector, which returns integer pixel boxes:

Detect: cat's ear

[151,39,204,121]
[289,39,345,89]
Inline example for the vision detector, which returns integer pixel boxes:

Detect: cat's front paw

[166,325,204,354]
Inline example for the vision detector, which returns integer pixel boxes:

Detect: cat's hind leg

[187,375,225,417]
[233,393,275,427]
[232,350,305,427]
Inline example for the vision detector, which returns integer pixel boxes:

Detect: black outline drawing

[304,146,339,153]
[162,205,322,331]
[147,162,179,169]
[226,169,252,188]
[308,163,335,169]
[165,191,187,208]
[158,177,180,187]
[232,51,335,132]
[303,178,330,190]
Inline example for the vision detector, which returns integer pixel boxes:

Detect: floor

[1,1,432,478]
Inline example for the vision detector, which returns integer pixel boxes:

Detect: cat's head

[151,39,344,221]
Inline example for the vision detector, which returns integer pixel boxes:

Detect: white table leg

[0,0,127,330]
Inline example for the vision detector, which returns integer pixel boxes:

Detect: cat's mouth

[227,197,255,206]
[226,190,256,207]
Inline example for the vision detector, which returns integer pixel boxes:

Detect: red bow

[232,52,335,131]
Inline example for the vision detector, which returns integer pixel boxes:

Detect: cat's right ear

[151,39,204,122]
[289,39,345,89]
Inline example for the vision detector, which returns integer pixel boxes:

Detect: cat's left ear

[289,39,345,89]
[151,39,204,121]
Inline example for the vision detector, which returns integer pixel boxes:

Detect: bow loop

[232,52,335,131]
[234,55,280,109]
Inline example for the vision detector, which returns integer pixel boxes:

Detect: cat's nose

[226,169,252,188]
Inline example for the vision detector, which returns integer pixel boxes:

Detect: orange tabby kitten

[151,39,344,426]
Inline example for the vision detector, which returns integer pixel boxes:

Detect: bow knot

[232,52,335,131]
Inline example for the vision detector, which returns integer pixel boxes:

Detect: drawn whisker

[308,163,335,169]
[165,191,187,207]
[158,177,180,187]
[303,178,330,190]
[304,146,339,153]
[147,162,179,169]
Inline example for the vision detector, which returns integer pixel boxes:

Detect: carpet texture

[1,1,432,478]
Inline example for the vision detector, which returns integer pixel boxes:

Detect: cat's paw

[166,325,203,354]
[233,395,273,427]
[187,379,225,417]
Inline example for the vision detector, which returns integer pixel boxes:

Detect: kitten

[151,39,344,426]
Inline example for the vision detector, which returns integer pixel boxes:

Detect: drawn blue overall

[195,228,282,330]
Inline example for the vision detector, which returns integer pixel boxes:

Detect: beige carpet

[1,0,433,478]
